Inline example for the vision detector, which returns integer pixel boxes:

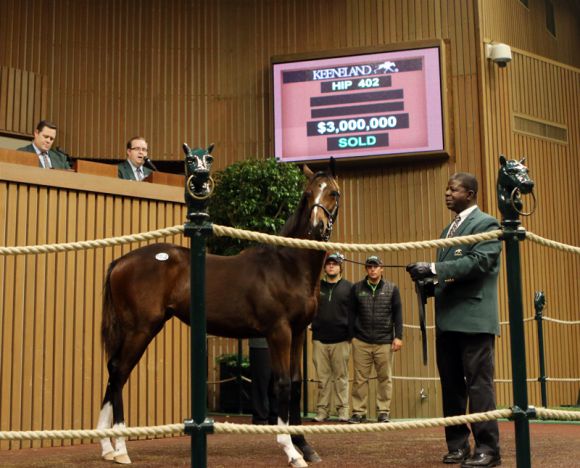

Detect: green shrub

[208,158,304,255]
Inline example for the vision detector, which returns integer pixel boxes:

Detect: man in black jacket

[349,255,403,424]
[311,252,354,422]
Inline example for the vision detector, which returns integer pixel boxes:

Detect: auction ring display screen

[272,42,447,164]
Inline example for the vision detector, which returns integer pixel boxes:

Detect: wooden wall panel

[480,0,580,69]
[0,168,189,449]
[479,37,580,409]
[0,66,46,136]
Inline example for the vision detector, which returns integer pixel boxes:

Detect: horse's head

[303,160,340,241]
[497,155,535,219]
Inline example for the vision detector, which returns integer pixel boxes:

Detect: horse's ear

[499,155,507,166]
[207,143,215,154]
[519,156,526,165]
[303,164,314,178]
[328,157,336,178]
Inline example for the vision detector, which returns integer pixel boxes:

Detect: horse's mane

[279,194,309,238]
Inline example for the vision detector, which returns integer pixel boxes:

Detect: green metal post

[497,155,536,468]
[534,291,547,407]
[183,144,215,468]
[502,221,532,468]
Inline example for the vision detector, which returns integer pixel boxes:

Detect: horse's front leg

[269,330,308,468]
[289,332,321,464]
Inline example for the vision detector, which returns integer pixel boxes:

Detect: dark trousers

[249,347,278,425]
[436,331,500,456]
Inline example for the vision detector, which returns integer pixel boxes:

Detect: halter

[309,199,339,241]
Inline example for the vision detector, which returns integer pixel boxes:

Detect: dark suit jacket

[117,160,152,180]
[18,144,71,169]
[434,207,502,335]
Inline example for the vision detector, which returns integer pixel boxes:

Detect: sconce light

[485,43,512,68]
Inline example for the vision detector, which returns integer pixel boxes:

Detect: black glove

[406,262,435,281]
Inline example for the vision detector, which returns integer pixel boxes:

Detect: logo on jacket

[453,249,463,257]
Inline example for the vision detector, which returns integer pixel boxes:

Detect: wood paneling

[0,66,46,136]
[0,166,189,449]
[479,32,580,408]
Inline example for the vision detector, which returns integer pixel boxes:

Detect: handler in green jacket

[407,172,502,468]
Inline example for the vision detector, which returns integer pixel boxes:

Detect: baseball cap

[365,255,382,266]
[326,252,344,264]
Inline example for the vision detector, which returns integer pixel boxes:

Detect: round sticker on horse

[97,162,340,466]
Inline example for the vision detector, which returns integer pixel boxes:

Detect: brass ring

[186,175,215,200]
[510,187,537,216]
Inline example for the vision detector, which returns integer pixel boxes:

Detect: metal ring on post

[510,187,537,216]
[186,175,215,200]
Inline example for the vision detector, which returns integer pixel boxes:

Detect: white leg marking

[276,417,307,467]
[112,422,132,464]
[97,402,115,459]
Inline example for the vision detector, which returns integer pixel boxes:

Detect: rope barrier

[525,232,580,255]
[1,223,579,257]
[1,223,578,446]
[1,408,578,441]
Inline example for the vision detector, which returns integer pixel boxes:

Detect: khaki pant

[312,340,351,419]
[351,337,394,416]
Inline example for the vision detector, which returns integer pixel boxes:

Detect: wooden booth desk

[0,148,193,449]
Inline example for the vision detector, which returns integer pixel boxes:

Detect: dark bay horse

[97,164,340,466]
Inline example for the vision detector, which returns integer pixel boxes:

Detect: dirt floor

[2,416,580,467]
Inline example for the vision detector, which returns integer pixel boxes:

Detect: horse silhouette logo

[376,61,399,73]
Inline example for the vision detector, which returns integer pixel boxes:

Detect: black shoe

[443,446,471,464]
[461,453,501,467]
[347,414,367,424]
[377,412,390,423]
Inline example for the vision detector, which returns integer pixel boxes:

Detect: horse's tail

[101,259,121,359]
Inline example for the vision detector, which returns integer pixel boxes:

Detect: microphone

[144,156,158,172]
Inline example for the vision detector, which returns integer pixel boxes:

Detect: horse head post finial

[496,154,536,225]
[184,143,215,223]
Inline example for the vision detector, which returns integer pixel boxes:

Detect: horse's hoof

[113,453,132,464]
[289,457,308,468]
[302,450,322,464]
[102,450,116,461]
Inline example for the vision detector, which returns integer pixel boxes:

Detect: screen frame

[271,39,452,165]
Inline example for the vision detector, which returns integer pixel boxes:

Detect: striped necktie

[136,167,144,181]
[447,215,461,238]
[41,152,51,169]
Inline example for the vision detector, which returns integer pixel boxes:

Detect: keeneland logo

[311,61,400,81]
[376,61,399,73]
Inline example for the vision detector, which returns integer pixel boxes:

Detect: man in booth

[118,136,153,181]
[18,120,71,169]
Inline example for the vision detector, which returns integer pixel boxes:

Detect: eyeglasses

[130,147,148,153]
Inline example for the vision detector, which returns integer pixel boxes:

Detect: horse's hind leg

[99,329,163,464]
[97,387,115,460]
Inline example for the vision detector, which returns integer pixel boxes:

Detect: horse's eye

[330,190,340,198]
[205,155,214,164]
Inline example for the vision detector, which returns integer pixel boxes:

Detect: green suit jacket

[18,144,71,169]
[117,160,152,180]
[434,207,502,335]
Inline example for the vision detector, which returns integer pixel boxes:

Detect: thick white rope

[1,408,578,441]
